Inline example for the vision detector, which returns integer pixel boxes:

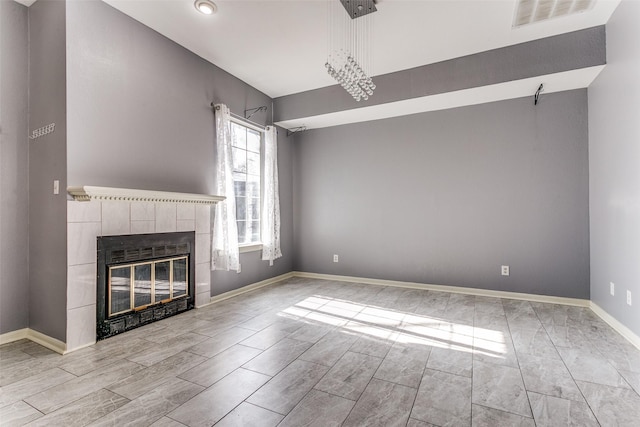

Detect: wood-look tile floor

[2,277,640,426]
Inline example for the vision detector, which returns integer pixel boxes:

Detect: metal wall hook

[29,123,55,140]
[534,84,544,105]
[244,106,268,120]
[211,103,266,130]
[286,126,307,137]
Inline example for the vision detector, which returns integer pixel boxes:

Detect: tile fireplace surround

[67,200,212,352]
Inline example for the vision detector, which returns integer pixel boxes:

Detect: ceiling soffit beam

[273,26,605,126]
[274,66,604,131]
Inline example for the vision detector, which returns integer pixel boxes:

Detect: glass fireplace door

[108,256,188,317]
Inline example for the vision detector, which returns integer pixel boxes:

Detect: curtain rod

[210,103,269,131]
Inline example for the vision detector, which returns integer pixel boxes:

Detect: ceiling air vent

[514,0,596,27]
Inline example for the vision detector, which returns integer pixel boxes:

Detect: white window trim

[239,243,263,253]
[230,116,265,251]
[230,116,265,133]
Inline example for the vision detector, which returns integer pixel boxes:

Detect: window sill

[239,243,263,254]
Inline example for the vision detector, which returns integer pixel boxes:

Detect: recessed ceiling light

[194,0,217,15]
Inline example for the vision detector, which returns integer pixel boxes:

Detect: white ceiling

[102,0,620,99]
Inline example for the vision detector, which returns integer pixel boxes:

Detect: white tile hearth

[130,202,155,221]
[195,205,211,233]
[67,263,97,310]
[177,204,195,221]
[196,263,212,308]
[66,201,212,352]
[195,232,210,265]
[101,202,130,235]
[177,220,196,232]
[66,305,96,351]
[67,222,102,266]
[155,203,177,233]
[130,220,155,234]
[67,200,101,223]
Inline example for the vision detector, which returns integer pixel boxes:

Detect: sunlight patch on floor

[278,295,507,358]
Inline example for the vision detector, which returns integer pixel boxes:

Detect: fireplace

[96,231,195,340]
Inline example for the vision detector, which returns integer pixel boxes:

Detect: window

[230,120,262,247]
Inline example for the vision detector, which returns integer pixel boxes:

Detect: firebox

[96,231,195,340]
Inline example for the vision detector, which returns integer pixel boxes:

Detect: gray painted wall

[589,0,640,337]
[274,27,605,122]
[293,90,590,299]
[66,0,271,194]
[0,0,30,334]
[28,0,68,341]
[66,1,293,298]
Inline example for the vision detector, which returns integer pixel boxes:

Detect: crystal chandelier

[325,0,377,102]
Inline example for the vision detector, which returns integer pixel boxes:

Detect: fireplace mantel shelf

[67,186,225,205]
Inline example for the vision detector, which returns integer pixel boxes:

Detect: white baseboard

[0,328,67,355]
[205,272,295,306]
[0,328,29,345]
[27,329,67,354]
[5,271,637,354]
[293,271,590,307]
[590,302,640,351]
[65,341,96,354]
[1,272,297,354]
[294,271,640,350]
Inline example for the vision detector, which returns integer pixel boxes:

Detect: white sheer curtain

[212,104,240,272]
[261,125,282,266]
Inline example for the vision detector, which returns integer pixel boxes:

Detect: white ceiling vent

[514,0,596,27]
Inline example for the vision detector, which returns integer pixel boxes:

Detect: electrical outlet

[501,265,509,276]
[627,290,632,306]
[333,254,339,263]
[610,282,615,296]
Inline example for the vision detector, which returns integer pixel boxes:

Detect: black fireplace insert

[96,231,195,340]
